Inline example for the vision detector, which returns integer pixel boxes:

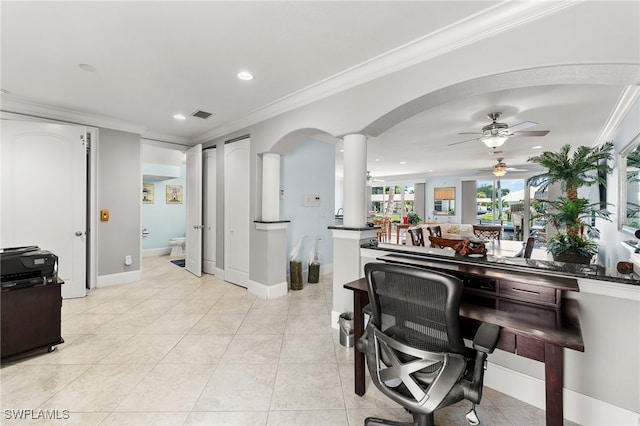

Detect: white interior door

[1,120,87,298]
[224,138,250,287]
[185,144,202,276]
[203,148,217,274]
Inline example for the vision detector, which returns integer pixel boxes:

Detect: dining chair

[407,227,425,246]
[426,225,442,238]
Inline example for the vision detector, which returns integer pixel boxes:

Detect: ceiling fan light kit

[493,161,508,177]
[481,135,508,148]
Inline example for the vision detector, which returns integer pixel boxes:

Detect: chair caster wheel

[465,406,479,425]
[47,346,57,353]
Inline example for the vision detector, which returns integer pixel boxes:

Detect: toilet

[168,237,186,257]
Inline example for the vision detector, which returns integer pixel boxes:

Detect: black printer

[1,246,58,290]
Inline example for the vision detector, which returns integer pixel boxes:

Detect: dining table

[395,223,411,244]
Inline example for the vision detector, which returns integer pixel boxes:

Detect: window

[434,187,455,216]
[370,183,416,220]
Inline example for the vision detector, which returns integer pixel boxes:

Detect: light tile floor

[1,255,571,425]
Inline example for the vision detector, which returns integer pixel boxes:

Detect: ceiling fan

[449,112,549,148]
[366,171,384,185]
[478,158,528,177]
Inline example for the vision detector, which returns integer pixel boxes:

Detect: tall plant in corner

[527,142,614,263]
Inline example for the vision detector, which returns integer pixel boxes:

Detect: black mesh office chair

[358,263,500,426]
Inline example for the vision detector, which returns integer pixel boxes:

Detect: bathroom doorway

[141,143,187,260]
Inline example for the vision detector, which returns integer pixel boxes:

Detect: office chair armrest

[472,323,500,354]
[464,323,500,404]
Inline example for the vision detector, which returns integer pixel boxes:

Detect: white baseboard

[321,263,333,276]
[485,362,640,425]
[247,280,288,300]
[214,267,224,280]
[96,270,141,288]
[331,310,341,330]
[143,248,170,257]
[203,259,216,275]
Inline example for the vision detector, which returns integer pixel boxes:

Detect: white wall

[281,138,335,271]
[97,128,141,276]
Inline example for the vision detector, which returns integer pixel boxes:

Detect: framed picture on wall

[142,183,154,204]
[166,184,183,204]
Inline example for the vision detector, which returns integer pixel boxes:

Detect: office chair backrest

[523,237,535,259]
[407,227,425,246]
[364,262,466,355]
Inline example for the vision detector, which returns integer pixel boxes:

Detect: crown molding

[194,0,580,143]
[596,85,640,144]
[1,96,146,135]
[140,131,194,146]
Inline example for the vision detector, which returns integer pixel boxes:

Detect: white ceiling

[2,1,639,180]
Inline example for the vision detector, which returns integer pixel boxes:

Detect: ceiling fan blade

[508,121,538,132]
[506,167,528,171]
[511,130,550,137]
[458,131,481,135]
[448,137,479,146]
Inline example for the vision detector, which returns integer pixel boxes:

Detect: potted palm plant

[527,142,614,264]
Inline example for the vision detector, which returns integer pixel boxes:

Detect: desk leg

[544,343,564,426]
[353,291,368,396]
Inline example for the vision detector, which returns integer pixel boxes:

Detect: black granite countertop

[364,243,640,286]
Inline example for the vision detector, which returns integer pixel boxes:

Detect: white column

[342,134,367,227]
[261,153,280,221]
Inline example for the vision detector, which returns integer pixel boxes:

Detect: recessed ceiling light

[237,71,254,81]
[173,114,186,120]
[400,161,407,165]
[78,63,97,72]
[532,145,542,149]
[375,158,381,162]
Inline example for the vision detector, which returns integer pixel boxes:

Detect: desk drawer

[498,280,557,305]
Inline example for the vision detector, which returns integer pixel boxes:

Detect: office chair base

[364,413,435,426]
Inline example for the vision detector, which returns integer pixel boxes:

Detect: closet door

[224,138,250,287]
[1,121,87,298]
[185,144,202,276]
[203,148,216,274]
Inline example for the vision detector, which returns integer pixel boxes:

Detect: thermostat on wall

[304,195,320,207]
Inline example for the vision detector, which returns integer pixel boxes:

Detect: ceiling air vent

[191,110,213,119]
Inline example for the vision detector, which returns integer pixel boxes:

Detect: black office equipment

[1,246,58,290]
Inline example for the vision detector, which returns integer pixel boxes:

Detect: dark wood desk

[344,256,584,426]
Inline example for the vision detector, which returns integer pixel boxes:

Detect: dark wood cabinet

[1,280,63,360]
